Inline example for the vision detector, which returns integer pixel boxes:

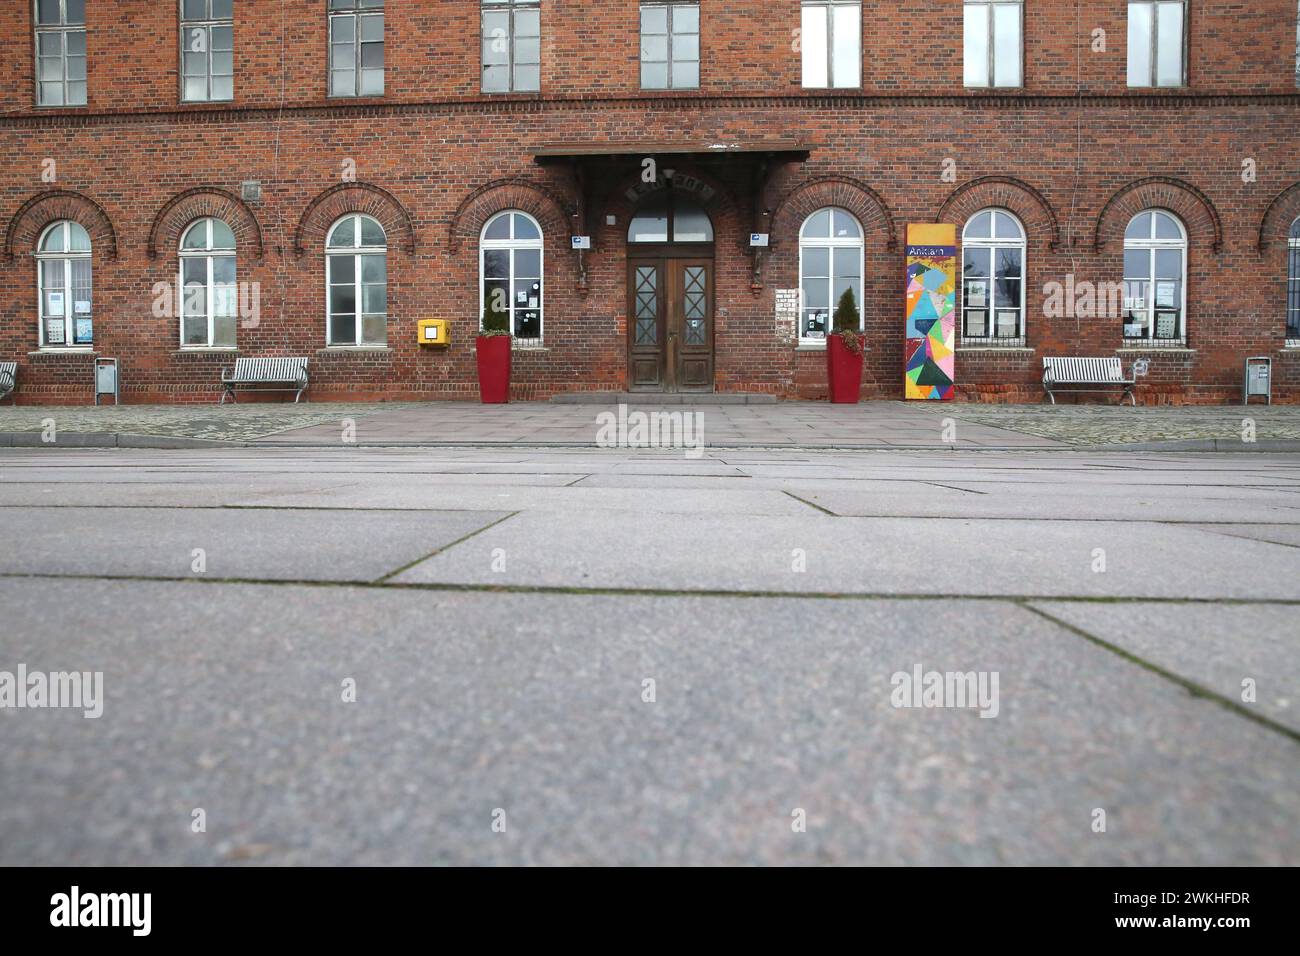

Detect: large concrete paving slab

[1028,601,1300,733]
[0,578,1294,866]
[0,506,510,582]
[393,510,1300,600]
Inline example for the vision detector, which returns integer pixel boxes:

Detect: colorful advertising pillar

[904,224,957,400]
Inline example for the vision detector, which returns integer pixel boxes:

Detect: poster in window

[74,300,91,314]
[1123,322,1143,338]
[45,318,65,344]
[996,310,1018,337]
[47,291,65,316]
[74,317,93,344]
[966,281,987,308]
[1155,311,1177,339]
[965,310,987,337]
[1155,282,1177,309]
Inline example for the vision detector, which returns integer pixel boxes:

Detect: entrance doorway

[625,193,714,393]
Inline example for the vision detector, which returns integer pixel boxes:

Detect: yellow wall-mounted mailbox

[417,319,449,347]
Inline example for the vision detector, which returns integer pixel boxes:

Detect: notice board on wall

[904,224,957,401]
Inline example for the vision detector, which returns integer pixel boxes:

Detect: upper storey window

[330,0,384,97]
[1127,1,1185,88]
[963,1,1023,88]
[801,1,860,89]
[640,3,699,90]
[180,0,234,102]
[482,0,540,93]
[35,0,87,107]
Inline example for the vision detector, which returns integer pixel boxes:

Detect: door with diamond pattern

[627,258,713,392]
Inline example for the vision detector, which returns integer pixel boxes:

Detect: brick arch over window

[769,177,897,252]
[448,178,571,254]
[296,182,416,256]
[149,187,264,260]
[937,176,1060,251]
[4,189,117,260]
[1257,182,1300,250]
[602,167,743,248]
[1092,177,1222,252]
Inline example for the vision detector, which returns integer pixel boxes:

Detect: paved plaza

[0,441,1297,865]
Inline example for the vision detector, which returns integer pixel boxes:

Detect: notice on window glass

[74,318,93,344]
[75,300,91,314]
[48,291,65,316]
[996,311,1017,337]
[1156,312,1177,339]
[45,319,65,344]
[966,282,987,308]
[1155,282,1177,308]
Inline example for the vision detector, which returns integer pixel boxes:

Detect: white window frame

[1122,210,1188,345]
[798,207,864,345]
[960,209,1027,346]
[325,213,388,347]
[36,220,92,348]
[963,1,1023,89]
[640,3,700,90]
[329,0,384,98]
[179,218,238,349]
[479,211,545,343]
[800,0,861,90]
[180,0,234,103]
[1127,0,1187,88]
[1287,217,1300,346]
[481,0,541,93]
[34,0,87,107]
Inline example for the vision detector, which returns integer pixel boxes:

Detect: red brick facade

[2,1,1299,403]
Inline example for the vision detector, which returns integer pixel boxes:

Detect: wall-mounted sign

[749,233,770,247]
[904,224,957,401]
[571,235,591,250]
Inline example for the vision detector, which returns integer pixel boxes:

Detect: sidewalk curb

[2,430,1298,453]
[0,431,245,449]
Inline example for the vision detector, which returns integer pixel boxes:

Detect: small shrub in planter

[476,297,513,404]
[826,287,864,404]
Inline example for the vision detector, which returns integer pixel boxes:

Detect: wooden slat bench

[219,357,309,404]
[0,361,16,405]
[1042,356,1135,406]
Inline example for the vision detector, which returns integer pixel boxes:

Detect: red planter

[826,334,864,404]
[475,335,512,404]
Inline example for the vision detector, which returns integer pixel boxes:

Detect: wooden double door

[627,254,714,392]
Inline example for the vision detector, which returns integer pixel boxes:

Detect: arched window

[961,209,1025,344]
[179,218,237,348]
[798,207,863,342]
[627,197,714,243]
[480,211,543,341]
[1123,210,1186,344]
[36,221,92,348]
[327,214,388,347]
[1288,217,1300,344]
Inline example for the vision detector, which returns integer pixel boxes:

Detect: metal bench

[1043,356,1135,406]
[220,357,309,404]
[0,362,16,405]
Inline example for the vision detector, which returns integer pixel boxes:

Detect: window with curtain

[801,0,860,89]
[1127,1,1185,88]
[1122,210,1187,344]
[963,1,1023,88]
[961,210,1026,344]
[37,220,92,347]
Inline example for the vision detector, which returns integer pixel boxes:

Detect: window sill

[319,346,391,352]
[1117,346,1194,353]
[513,343,548,352]
[796,342,826,352]
[175,347,238,353]
[29,348,95,356]
[957,345,1032,352]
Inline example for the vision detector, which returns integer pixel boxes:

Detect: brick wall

[1,1,1298,404]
